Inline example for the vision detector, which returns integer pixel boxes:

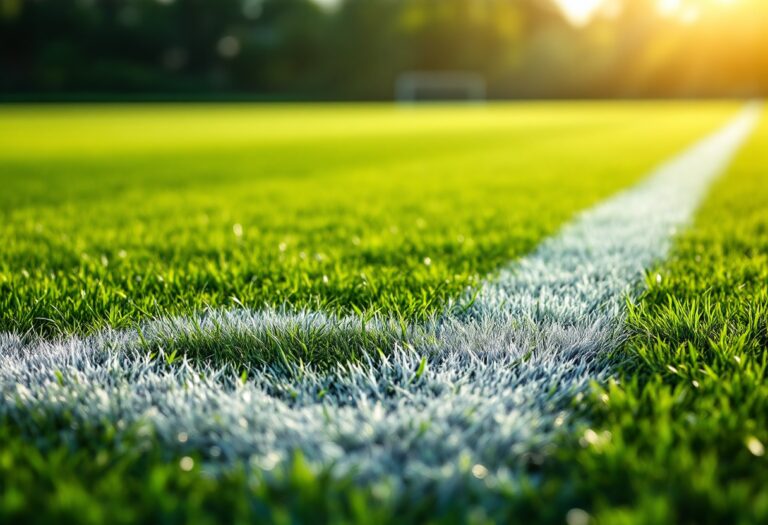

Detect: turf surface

[0,102,764,524]
[0,102,739,337]
[557,107,768,524]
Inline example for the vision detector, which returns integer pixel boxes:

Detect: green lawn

[560,111,768,524]
[1,102,765,525]
[0,102,739,337]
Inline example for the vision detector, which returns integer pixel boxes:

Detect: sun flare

[556,0,604,25]
[555,0,743,25]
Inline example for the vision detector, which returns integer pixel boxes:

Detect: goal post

[395,71,487,103]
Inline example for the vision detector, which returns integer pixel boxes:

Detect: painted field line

[0,103,761,498]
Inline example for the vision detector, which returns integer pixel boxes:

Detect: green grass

[1,102,765,524]
[538,107,768,524]
[0,102,739,337]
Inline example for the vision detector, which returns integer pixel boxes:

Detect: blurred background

[1,0,766,101]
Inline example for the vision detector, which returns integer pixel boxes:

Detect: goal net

[395,71,487,103]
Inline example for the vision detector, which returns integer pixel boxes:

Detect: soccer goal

[395,71,487,103]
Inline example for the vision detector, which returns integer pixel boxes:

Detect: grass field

[0,102,765,524]
[0,103,740,337]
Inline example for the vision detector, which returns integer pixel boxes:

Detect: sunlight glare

[557,0,742,26]
[658,0,682,16]
[556,0,605,26]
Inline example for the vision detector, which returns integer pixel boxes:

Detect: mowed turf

[0,103,764,525]
[554,108,768,524]
[0,102,740,337]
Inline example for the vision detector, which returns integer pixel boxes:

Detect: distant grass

[540,108,768,524]
[0,102,739,337]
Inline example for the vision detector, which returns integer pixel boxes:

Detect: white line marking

[0,104,761,497]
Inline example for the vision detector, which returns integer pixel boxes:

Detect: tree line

[1,0,765,99]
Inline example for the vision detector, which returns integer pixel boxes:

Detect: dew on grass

[255,452,281,471]
[179,457,194,471]
[423,257,432,266]
[580,429,599,447]
[371,482,392,500]
[566,508,591,525]
[232,223,243,237]
[580,429,611,449]
[471,464,488,479]
[746,436,765,457]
